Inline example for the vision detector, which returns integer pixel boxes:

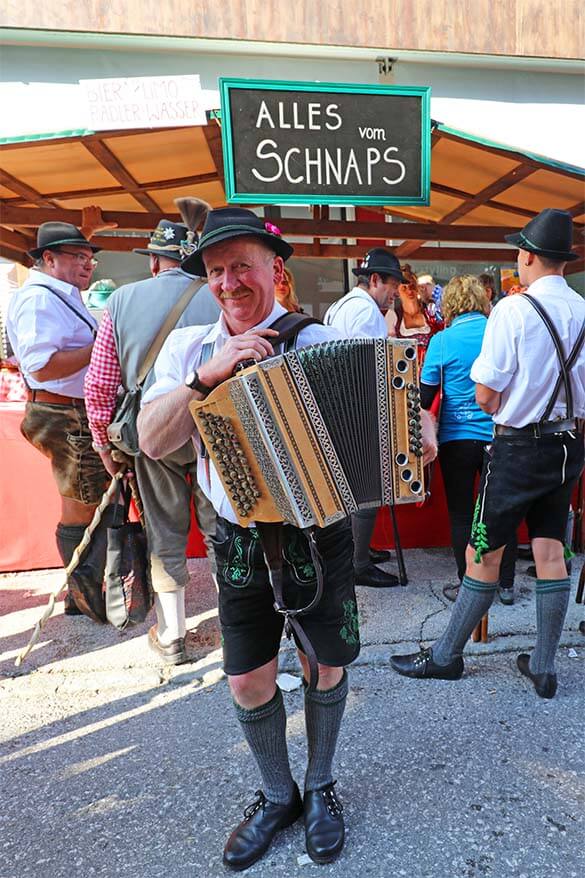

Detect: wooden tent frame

[1,117,583,271]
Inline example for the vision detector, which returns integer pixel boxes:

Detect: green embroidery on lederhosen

[224,529,260,588]
[471,496,490,564]
[339,600,360,647]
[283,528,316,586]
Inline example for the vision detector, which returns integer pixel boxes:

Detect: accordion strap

[256,522,324,692]
[268,311,322,350]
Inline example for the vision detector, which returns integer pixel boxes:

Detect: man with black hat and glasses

[85,200,220,665]
[391,208,585,700]
[324,247,406,588]
[6,221,111,622]
[137,207,361,869]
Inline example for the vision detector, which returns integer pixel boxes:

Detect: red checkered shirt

[84,310,122,446]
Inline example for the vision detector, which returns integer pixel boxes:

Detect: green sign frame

[219,77,431,207]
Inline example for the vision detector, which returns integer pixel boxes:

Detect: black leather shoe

[390,647,464,680]
[442,583,460,603]
[517,653,557,699]
[304,782,344,864]
[147,625,187,666]
[369,548,392,565]
[355,563,399,588]
[223,786,303,871]
[499,586,514,606]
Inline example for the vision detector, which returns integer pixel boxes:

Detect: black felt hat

[29,222,101,259]
[133,219,194,261]
[352,247,406,282]
[181,207,294,277]
[505,208,578,261]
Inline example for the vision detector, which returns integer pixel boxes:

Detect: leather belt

[26,389,84,407]
[495,419,576,438]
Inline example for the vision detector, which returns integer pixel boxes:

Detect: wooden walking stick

[14,470,126,668]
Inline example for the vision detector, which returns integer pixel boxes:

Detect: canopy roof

[0,118,583,269]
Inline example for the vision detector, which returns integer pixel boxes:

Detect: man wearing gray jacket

[85,201,219,664]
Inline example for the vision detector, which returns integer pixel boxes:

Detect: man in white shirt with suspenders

[391,208,585,699]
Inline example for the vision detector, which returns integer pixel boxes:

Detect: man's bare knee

[228,659,278,709]
[532,537,564,565]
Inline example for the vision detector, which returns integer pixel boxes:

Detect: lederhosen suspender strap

[33,284,98,339]
[523,293,585,421]
[324,293,360,326]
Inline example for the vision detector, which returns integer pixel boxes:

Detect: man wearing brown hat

[391,208,585,699]
[324,247,406,588]
[6,221,111,621]
[85,202,220,664]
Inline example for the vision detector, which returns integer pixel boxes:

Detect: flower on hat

[264,221,282,237]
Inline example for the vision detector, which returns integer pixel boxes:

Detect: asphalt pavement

[1,549,584,878]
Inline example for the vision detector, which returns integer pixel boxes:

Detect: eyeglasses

[55,249,98,268]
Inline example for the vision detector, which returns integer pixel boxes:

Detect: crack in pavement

[418,580,450,645]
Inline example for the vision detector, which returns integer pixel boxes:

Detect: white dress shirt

[470,275,585,427]
[6,269,97,397]
[324,286,388,340]
[142,301,341,523]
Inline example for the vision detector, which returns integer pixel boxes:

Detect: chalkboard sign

[220,78,431,207]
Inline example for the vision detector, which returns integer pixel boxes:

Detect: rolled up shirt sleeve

[10,292,64,373]
[470,300,520,392]
[141,326,208,406]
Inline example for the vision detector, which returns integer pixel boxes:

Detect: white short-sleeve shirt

[470,275,585,427]
[142,301,341,523]
[6,269,97,397]
[323,286,388,340]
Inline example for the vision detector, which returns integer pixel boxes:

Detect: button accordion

[189,338,424,528]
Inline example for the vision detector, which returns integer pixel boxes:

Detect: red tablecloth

[0,403,62,571]
[0,402,207,572]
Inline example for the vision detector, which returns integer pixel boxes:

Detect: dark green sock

[530,578,571,675]
[304,671,348,792]
[234,688,295,805]
[432,575,497,665]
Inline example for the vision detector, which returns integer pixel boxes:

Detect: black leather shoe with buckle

[304,782,345,864]
[223,785,303,871]
[517,653,557,699]
[147,625,187,666]
[355,562,400,588]
[390,647,464,680]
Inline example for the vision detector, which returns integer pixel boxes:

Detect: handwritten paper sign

[80,75,207,130]
[220,79,431,206]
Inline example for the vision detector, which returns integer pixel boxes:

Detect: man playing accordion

[138,208,361,869]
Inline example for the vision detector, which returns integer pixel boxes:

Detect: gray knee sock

[352,509,377,571]
[530,577,571,675]
[304,671,348,792]
[432,575,497,665]
[234,689,295,805]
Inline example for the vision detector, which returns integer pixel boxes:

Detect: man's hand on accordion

[199,328,279,387]
[420,408,438,467]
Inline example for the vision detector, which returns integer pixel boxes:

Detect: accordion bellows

[190,338,425,528]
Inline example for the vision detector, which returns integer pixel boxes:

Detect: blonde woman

[274,267,302,312]
[419,275,517,604]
